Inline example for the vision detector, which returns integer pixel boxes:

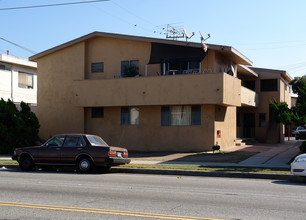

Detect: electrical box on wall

[217,130,221,138]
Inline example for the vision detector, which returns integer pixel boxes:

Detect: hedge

[0,99,40,154]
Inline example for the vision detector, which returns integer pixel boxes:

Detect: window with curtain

[121,107,139,125]
[18,72,33,89]
[161,105,201,126]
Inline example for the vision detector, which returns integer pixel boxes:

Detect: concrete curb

[111,167,302,181]
[1,164,304,182]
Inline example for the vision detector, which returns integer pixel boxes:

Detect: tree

[290,76,306,126]
[289,75,306,94]
[0,99,40,154]
[270,76,306,139]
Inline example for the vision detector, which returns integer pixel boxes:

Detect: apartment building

[30,32,291,151]
[0,53,37,110]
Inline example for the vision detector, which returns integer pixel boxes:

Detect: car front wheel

[77,157,93,173]
[19,155,34,171]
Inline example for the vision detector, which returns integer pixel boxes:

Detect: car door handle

[77,148,82,150]
[56,148,61,150]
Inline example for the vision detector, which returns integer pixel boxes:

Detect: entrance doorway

[243,113,255,138]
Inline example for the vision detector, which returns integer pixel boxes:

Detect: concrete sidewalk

[130,140,302,168]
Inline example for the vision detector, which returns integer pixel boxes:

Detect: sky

[0,0,306,79]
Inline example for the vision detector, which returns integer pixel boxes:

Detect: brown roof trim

[29,31,252,65]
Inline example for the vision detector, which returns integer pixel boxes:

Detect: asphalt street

[1,169,306,220]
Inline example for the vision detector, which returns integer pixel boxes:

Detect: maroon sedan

[12,134,130,172]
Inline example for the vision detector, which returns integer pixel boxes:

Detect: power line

[0,0,109,11]
[0,37,36,54]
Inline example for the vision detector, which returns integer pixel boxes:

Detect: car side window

[63,136,84,147]
[45,136,65,147]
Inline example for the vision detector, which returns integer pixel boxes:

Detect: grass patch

[121,164,290,174]
[0,160,18,165]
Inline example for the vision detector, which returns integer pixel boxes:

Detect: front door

[243,113,255,138]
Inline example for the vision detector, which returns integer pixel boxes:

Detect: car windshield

[86,135,108,146]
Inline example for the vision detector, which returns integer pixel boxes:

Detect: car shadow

[272,179,306,186]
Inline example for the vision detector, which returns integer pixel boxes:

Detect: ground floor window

[161,105,201,126]
[121,107,139,125]
[91,107,104,118]
[259,113,266,127]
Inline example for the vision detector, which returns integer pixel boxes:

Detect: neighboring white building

[0,53,37,110]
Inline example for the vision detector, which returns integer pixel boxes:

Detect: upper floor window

[0,63,11,71]
[260,79,277,92]
[91,62,104,73]
[161,105,201,126]
[243,80,255,91]
[121,107,139,125]
[121,60,139,77]
[18,72,33,89]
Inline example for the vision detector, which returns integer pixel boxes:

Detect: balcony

[73,73,242,107]
[241,86,258,107]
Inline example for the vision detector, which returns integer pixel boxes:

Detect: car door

[60,135,85,164]
[37,135,65,164]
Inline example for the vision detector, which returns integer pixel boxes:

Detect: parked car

[296,130,306,140]
[291,154,306,177]
[12,134,130,172]
[291,126,306,136]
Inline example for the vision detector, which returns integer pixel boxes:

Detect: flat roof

[0,54,37,68]
[250,67,292,82]
[29,31,253,65]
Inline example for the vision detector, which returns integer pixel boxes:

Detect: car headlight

[295,156,306,162]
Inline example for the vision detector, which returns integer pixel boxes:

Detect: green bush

[0,99,40,154]
[300,141,306,153]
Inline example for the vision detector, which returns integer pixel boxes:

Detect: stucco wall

[37,43,86,139]
[85,105,218,152]
[85,37,151,79]
[214,105,236,149]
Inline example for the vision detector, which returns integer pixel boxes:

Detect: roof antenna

[199,31,210,43]
[199,31,210,52]
[184,29,194,42]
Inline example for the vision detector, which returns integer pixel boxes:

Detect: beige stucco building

[30,32,291,151]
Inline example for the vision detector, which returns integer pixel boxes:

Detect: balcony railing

[73,73,242,107]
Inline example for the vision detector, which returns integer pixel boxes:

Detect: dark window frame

[91,62,104,73]
[121,60,139,77]
[161,105,201,126]
[260,79,277,92]
[91,107,104,118]
[259,113,266,127]
[121,107,139,125]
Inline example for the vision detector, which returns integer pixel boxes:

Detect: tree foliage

[289,75,306,94]
[270,99,292,125]
[0,99,40,154]
[270,76,306,127]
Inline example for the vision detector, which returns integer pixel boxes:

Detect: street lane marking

[0,201,226,220]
